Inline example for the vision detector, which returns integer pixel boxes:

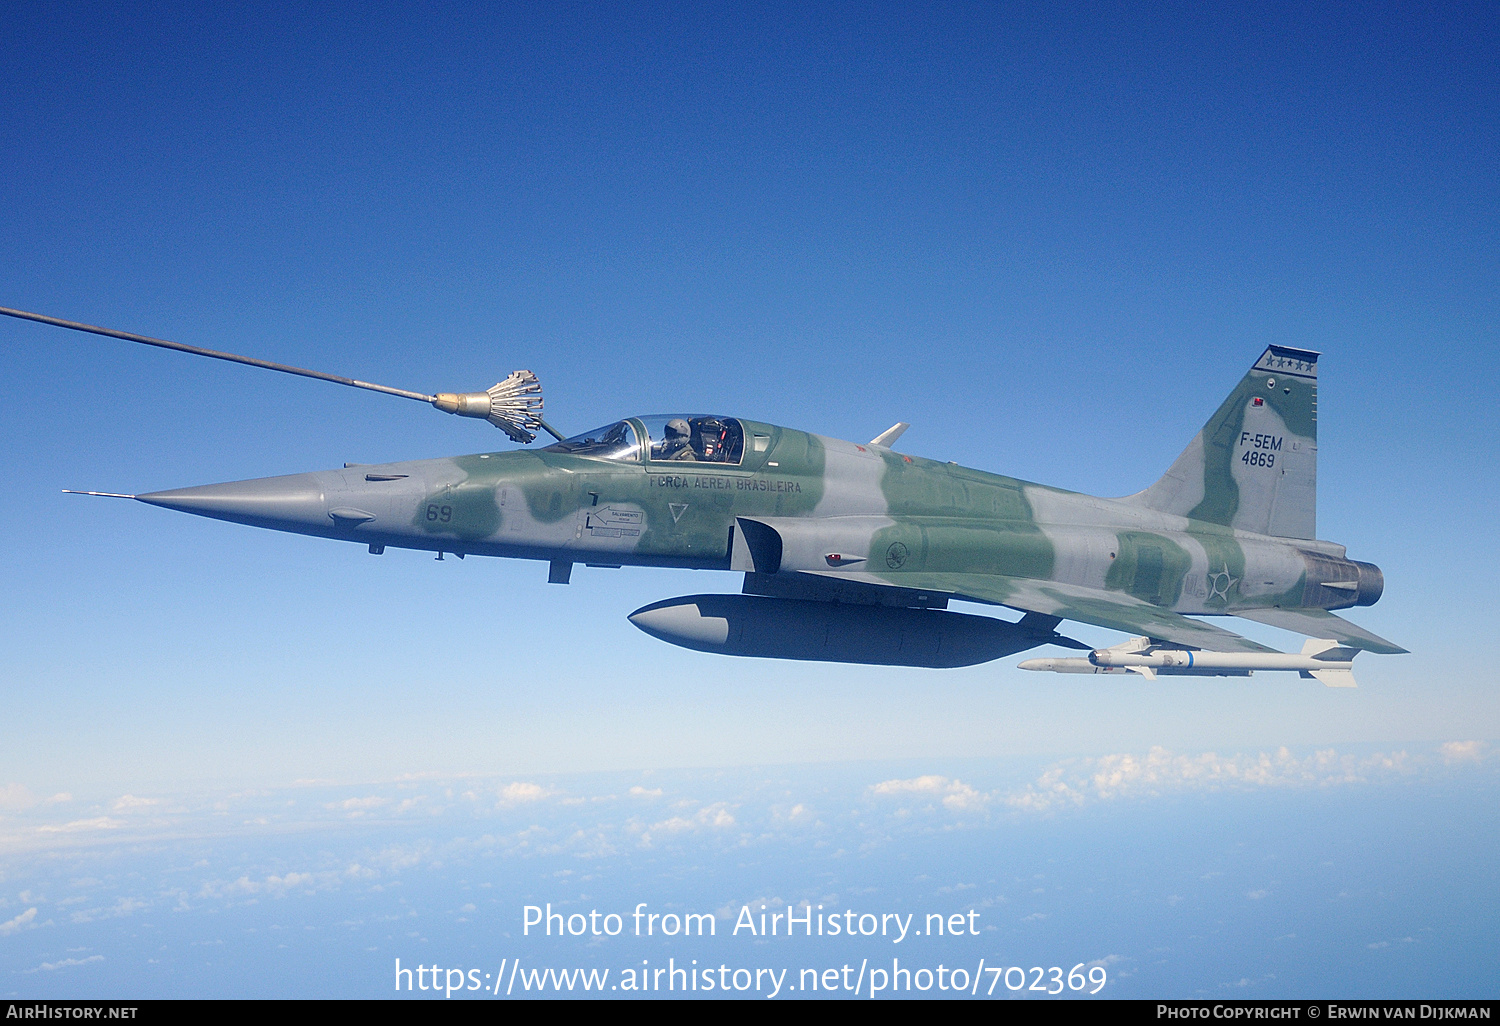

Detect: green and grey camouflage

[113,345,1400,682]
[3,307,1397,683]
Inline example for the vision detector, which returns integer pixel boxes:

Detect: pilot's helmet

[666,418,690,439]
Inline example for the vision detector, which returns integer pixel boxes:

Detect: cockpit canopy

[542,419,642,461]
[542,415,745,464]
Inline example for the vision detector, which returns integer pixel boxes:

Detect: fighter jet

[6,307,1403,683]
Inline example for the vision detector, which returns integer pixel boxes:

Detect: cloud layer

[870,742,1490,815]
[0,742,1493,998]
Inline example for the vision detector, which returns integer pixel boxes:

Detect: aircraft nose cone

[137,472,330,531]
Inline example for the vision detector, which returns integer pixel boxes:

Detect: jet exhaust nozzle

[1349,560,1384,606]
[1300,552,1385,609]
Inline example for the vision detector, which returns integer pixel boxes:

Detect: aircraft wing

[805,571,1278,654]
[1231,608,1407,655]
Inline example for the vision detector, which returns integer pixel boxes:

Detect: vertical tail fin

[1124,347,1319,539]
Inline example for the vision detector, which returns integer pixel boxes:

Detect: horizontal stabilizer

[1234,607,1406,655]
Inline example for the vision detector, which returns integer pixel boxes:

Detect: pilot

[660,418,698,461]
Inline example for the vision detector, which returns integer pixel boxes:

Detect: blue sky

[1,0,1496,998]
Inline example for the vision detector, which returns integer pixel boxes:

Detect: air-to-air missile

[1019,637,1359,686]
[4,305,1405,684]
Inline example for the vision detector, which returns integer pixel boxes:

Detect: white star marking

[1207,563,1240,601]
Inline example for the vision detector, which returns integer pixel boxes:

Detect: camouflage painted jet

[7,307,1403,683]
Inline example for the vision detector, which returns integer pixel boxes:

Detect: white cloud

[648,804,736,834]
[697,802,736,827]
[498,782,554,805]
[636,801,738,846]
[37,817,123,834]
[860,746,1448,817]
[71,897,148,924]
[262,872,316,893]
[27,955,104,973]
[628,786,663,798]
[326,796,388,814]
[871,774,949,795]
[0,907,38,935]
[369,843,431,871]
[201,871,325,899]
[649,816,695,834]
[1439,741,1486,763]
[111,794,160,811]
[870,775,987,811]
[0,784,38,811]
[1001,746,1419,812]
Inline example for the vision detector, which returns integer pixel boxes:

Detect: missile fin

[1310,668,1357,688]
